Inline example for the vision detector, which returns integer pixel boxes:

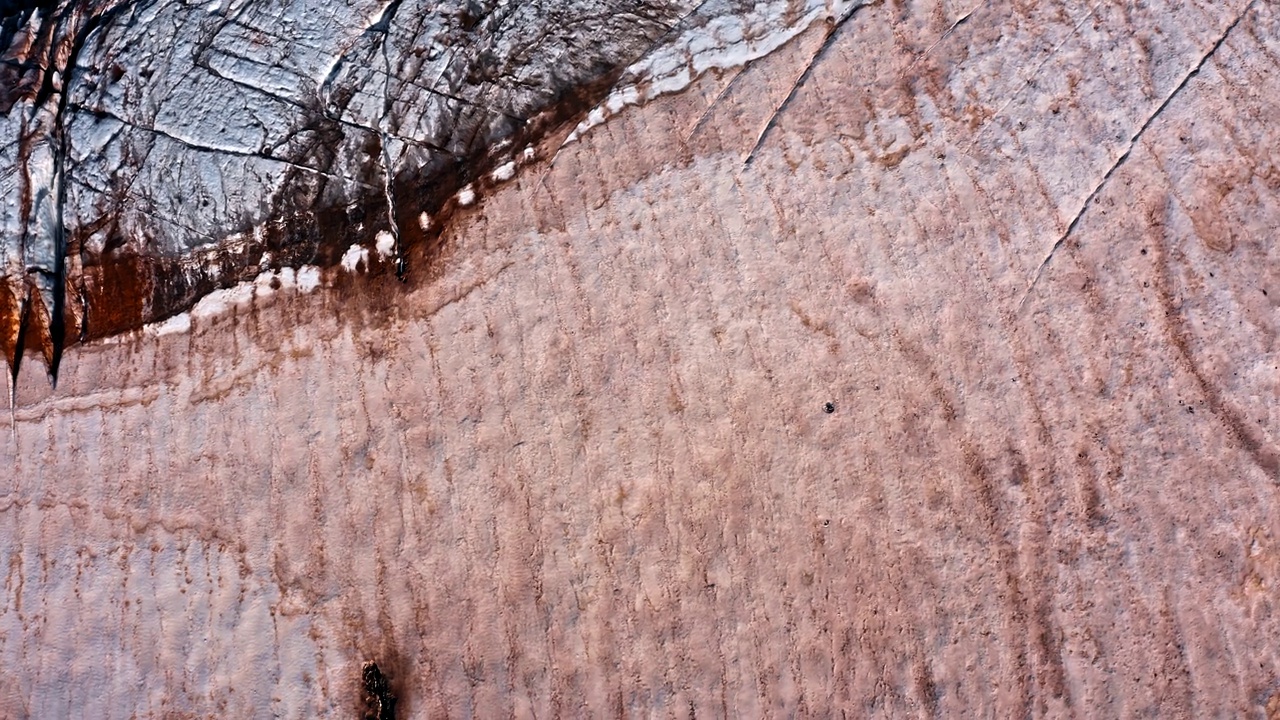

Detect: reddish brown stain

[0,283,21,370]
[77,252,150,340]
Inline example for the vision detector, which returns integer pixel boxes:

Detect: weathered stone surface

[3,0,1280,717]
[2,0,857,374]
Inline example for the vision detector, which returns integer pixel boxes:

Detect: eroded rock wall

[2,0,1280,717]
[1,0,858,374]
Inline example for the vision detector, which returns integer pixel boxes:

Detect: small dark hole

[362,662,396,720]
[1140,248,1148,255]
[822,519,830,527]
[823,402,836,414]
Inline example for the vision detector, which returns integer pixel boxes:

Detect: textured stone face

[1,0,859,377]
[2,0,685,372]
[4,0,1280,717]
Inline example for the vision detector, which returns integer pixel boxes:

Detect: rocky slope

[3,0,1280,717]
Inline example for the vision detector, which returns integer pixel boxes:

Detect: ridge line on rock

[1017,0,1258,313]
[742,0,871,169]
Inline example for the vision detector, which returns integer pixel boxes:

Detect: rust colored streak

[77,253,152,341]
[0,282,22,371]
[21,286,55,371]
[0,276,59,382]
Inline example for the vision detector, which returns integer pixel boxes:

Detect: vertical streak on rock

[371,0,405,278]
[8,295,26,403]
[4,0,129,381]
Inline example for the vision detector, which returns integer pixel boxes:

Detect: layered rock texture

[2,0,856,374]
[4,0,1280,717]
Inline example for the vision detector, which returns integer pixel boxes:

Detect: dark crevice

[45,0,134,382]
[361,662,396,720]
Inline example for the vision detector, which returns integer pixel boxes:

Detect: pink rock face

[4,0,1280,717]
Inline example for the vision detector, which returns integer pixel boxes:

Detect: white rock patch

[564,0,866,145]
[341,243,369,272]
[297,266,322,292]
[376,230,397,258]
[457,185,477,206]
[490,161,516,182]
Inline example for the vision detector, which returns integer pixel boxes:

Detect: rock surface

[1,0,856,373]
[4,0,1280,717]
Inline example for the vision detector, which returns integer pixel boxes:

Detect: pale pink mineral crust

[3,1,1280,718]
